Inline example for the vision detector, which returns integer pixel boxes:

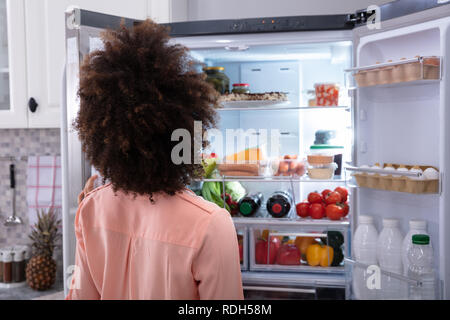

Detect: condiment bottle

[12,248,25,283]
[266,191,293,218]
[2,250,13,284]
[238,193,263,217]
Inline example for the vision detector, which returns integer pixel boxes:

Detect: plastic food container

[308,163,337,180]
[232,83,250,94]
[314,83,339,106]
[250,227,346,272]
[309,145,344,175]
[274,157,306,177]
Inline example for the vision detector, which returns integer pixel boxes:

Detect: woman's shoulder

[175,190,224,216]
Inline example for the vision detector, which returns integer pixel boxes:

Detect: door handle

[28,98,38,113]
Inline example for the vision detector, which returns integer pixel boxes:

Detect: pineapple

[26,208,61,291]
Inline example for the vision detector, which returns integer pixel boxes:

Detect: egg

[423,168,439,180]
[409,166,424,180]
[381,163,396,176]
[369,163,381,175]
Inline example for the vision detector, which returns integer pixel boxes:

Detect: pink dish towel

[26,156,62,226]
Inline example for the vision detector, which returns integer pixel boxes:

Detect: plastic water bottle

[377,218,407,299]
[352,215,378,299]
[402,220,429,276]
[408,234,436,300]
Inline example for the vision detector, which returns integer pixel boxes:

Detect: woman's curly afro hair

[75,20,219,199]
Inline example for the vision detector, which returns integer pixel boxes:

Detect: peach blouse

[66,183,243,300]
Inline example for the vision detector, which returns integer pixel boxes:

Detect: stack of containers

[307,145,343,179]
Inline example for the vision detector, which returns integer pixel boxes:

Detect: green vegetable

[225,181,246,202]
[201,182,229,211]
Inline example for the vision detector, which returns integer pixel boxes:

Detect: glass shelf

[217,105,350,112]
[233,217,350,227]
[198,176,348,183]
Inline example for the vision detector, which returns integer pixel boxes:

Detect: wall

[171,0,392,22]
[0,128,60,247]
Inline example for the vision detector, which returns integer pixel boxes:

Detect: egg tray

[353,58,440,87]
[352,164,439,194]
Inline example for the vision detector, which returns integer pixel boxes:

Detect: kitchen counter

[0,280,64,300]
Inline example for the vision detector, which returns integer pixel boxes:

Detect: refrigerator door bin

[345,258,441,300]
[346,165,440,194]
[346,56,441,88]
[249,224,347,273]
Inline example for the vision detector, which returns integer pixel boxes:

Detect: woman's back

[66,184,243,300]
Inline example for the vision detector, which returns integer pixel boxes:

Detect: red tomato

[326,204,344,220]
[342,201,350,217]
[334,186,348,202]
[321,189,332,199]
[255,237,281,264]
[307,192,323,204]
[276,244,301,265]
[296,202,310,218]
[325,191,342,205]
[309,203,325,219]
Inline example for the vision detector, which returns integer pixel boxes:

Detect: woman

[66,20,243,300]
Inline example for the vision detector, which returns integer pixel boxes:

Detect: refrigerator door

[350,5,450,299]
[63,8,140,296]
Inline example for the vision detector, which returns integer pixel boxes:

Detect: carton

[352,164,439,194]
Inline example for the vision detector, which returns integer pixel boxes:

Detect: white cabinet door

[0,0,28,128]
[24,0,171,128]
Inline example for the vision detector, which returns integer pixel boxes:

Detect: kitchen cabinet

[0,0,28,128]
[0,0,173,129]
[24,0,171,128]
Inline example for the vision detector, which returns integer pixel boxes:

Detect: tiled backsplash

[0,129,60,246]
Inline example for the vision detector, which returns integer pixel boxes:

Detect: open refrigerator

[62,1,450,299]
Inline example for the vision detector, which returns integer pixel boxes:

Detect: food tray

[352,164,439,194]
[349,56,441,88]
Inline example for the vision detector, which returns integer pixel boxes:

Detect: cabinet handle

[28,98,38,113]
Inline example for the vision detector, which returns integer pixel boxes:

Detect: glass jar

[232,83,250,94]
[203,67,230,94]
[2,249,12,284]
[12,248,25,283]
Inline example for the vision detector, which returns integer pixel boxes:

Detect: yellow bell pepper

[306,244,334,267]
